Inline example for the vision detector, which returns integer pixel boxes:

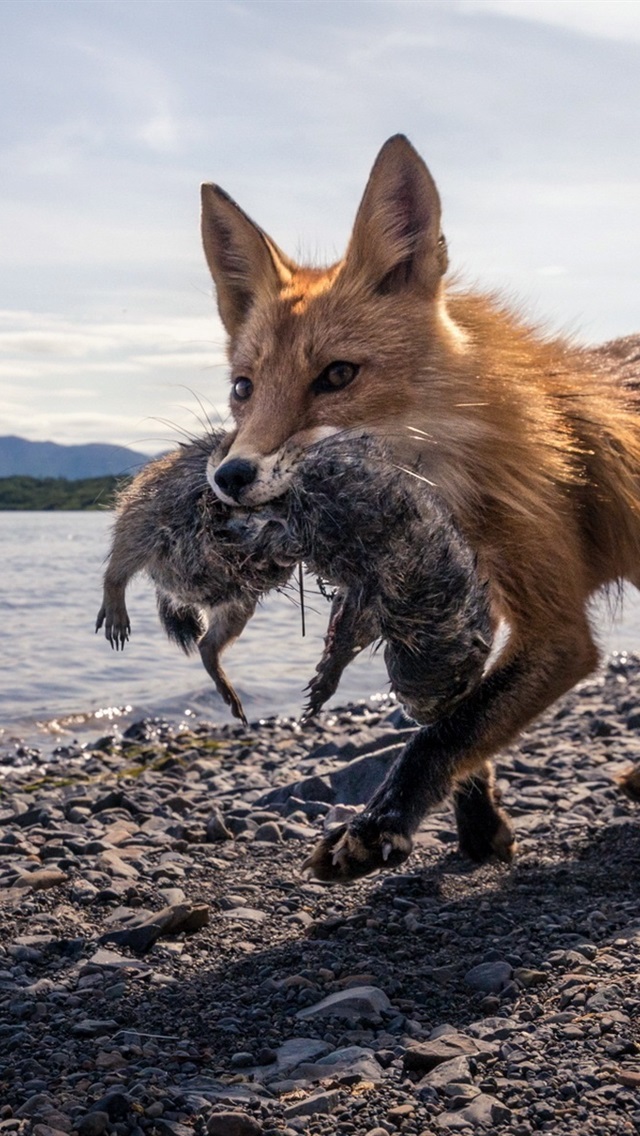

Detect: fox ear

[201,185,295,336]
[343,135,447,296]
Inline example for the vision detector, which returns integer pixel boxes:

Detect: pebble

[1,657,640,1136]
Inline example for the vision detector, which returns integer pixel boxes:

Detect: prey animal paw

[95,602,130,650]
[303,819,413,883]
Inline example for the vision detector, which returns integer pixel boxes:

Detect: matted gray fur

[97,431,492,725]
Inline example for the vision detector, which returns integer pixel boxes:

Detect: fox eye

[232,376,253,401]
[313,361,359,395]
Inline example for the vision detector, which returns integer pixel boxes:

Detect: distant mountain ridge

[0,436,150,480]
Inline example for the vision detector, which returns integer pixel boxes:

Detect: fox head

[201,134,456,506]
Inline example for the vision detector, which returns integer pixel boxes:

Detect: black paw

[457,810,516,864]
[302,818,413,883]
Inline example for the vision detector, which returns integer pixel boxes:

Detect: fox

[200,133,640,882]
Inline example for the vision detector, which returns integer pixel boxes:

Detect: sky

[2,0,639,452]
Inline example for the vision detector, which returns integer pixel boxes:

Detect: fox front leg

[304,627,599,882]
[96,578,131,650]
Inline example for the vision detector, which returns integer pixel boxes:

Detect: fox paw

[302,821,413,883]
[458,810,516,864]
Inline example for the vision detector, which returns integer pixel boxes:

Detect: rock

[99,902,209,951]
[95,850,139,879]
[77,1115,110,1136]
[259,774,333,808]
[513,967,548,987]
[207,1112,263,1136]
[252,821,282,844]
[221,906,267,923]
[11,868,67,891]
[617,1070,640,1088]
[206,809,234,842]
[464,961,513,994]
[87,947,153,972]
[15,1095,55,1119]
[404,1032,494,1072]
[293,1045,385,1085]
[419,1056,472,1087]
[71,1018,118,1037]
[457,1093,512,1127]
[282,1089,341,1118]
[264,1038,331,1077]
[88,1090,132,1120]
[329,748,403,804]
[296,985,391,1023]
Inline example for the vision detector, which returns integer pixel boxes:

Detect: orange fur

[200,135,640,840]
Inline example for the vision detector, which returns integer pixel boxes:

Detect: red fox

[200,134,640,882]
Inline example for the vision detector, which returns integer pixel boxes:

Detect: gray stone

[251,1037,331,1081]
[15,1095,55,1119]
[99,901,209,951]
[221,907,267,923]
[419,1056,472,1087]
[296,985,391,1023]
[282,1089,341,1118]
[329,747,403,805]
[71,1018,118,1037]
[252,821,282,844]
[464,961,513,994]
[206,809,233,842]
[404,1032,494,1072]
[294,1045,384,1084]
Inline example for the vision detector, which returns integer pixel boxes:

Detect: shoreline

[1,658,640,1134]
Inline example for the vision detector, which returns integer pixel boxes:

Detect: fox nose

[214,457,258,501]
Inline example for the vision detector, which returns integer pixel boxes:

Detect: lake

[1,512,639,751]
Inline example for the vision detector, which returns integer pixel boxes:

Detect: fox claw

[303,821,413,883]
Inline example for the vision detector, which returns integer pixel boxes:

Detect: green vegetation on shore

[0,474,130,510]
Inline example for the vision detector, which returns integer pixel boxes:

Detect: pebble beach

[1,655,640,1136]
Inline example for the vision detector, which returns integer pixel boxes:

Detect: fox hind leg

[453,760,516,863]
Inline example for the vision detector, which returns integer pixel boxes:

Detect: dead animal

[97,431,493,738]
[96,432,295,724]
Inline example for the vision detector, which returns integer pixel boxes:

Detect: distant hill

[0,435,150,479]
[0,474,124,510]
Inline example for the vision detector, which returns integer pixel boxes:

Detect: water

[2,512,640,751]
[0,512,391,748]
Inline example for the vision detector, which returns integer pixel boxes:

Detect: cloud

[0,309,230,450]
[458,0,640,43]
